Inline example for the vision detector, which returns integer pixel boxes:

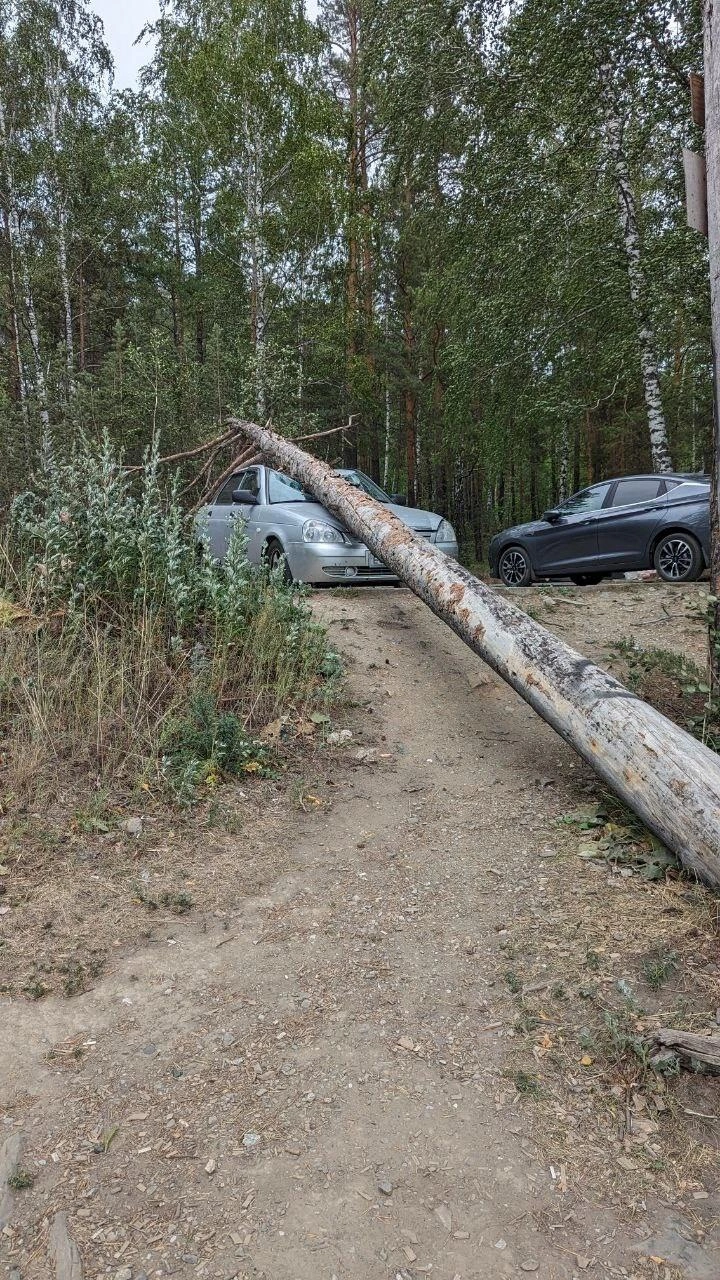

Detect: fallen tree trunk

[229,417,720,888]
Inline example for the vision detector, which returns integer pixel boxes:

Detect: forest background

[0,0,709,560]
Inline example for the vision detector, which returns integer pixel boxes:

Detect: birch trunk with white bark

[599,64,672,473]
[46,63,75,395]
[0,94,50,431]
[231,417,720,888]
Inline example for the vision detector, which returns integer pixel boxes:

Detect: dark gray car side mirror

[232,488,258,505]
[542,508,561,523]
[389,493,407,505]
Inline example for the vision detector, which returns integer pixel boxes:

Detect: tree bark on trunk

[704,4,720,682]
[0,95,49,432]
[46,66,75,396]
[245,120,267,422]
[598,63,672,473]
[231,416,720,888]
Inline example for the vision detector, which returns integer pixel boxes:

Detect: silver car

[197,463,459,584]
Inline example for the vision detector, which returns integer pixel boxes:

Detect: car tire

[498,545,533,587]
[570,573,605,586]
[264,538,294,584]
[653,532,703,583]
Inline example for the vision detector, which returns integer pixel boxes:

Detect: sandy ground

[1,581,718,1280]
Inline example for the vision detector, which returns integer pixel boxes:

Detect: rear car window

[611,479,664,507]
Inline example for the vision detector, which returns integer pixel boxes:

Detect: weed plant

[0,432,338,805]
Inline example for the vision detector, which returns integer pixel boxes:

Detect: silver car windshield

[267,470,314,504]
[338,469,391,502]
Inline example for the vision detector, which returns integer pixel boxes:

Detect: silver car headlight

[436,519,456,543]
[302,519,350,545]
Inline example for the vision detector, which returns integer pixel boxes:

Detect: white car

[196,464,459,584]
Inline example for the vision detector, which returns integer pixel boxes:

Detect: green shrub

[0,432,337,806]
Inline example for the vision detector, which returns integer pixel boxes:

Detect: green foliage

[161,692,272,801]
[0,434,335,807]
[0,0,713,565]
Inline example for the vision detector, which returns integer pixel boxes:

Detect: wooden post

[230,416,720,888]
[704,9,720,677]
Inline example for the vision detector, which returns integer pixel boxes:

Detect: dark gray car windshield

[338,469,391,502]
[559,482,612,514]
[267,470,313,504]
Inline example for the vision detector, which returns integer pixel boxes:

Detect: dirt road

[1,584,717,1280]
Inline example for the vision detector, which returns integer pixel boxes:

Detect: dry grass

[495,799,720,1210]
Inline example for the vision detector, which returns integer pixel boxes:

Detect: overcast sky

[91,0,320,91]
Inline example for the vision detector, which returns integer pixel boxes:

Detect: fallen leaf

[580,1055,594,1066]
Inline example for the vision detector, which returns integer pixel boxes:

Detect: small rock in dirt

[494,1238,507,1250]
[205,1158,217,1175]
[242,1132,261,1148]
[434,1204,452,1231]
[142,1042,157,1056]
[328,729,353,745]
[521,1263,540,1273]
[115,1269,132,1280]
[378,1177,393,1195]
[221,1032,235,1049]
[121,816,143,836]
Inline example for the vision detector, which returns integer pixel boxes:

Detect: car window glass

[215,472,247,504]
[338,469,391,502]
[241,469,260,498]
[559,483,612,514]
[268,470,313,504]
[611,479,663,507]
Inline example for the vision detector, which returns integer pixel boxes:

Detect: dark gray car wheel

[498,545,532,587]
[653,532,702,583]
[264,538,294,584]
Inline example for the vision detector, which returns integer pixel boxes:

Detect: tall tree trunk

[2,205,29,435]
[46,65,75,396]
[172,169,185,353]
[344,2,361,467]
[599,63,672,473]
[703,4,720,682]
[245,120,267,421]
[0,94,49,431]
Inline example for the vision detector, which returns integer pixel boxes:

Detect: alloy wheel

[658,537,694,580]
[500,548,529,586]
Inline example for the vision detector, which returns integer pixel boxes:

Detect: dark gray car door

[594,478,666,571]
[529,482,612,574]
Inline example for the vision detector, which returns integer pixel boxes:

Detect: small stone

[494,1238,507,1250]
[285,1143,301,1156]
[121,817,143,836]
[221,1032,235,1049]
[242,1132,261,1148]
[434,1203,452,1231]
[115,1269,132,1280]
[328,729,353,745]
[205,1158,216,1175]
[521,1264,540,1273]
[377,1177,393,1195]
[403,1246,417,1262]
[141,1042,157,1056]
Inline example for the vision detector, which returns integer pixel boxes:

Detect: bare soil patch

[1,581,718,1280]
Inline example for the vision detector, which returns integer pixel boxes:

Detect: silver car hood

[291,500,441,536]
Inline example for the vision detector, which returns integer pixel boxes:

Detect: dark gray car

[488,474,710,587]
